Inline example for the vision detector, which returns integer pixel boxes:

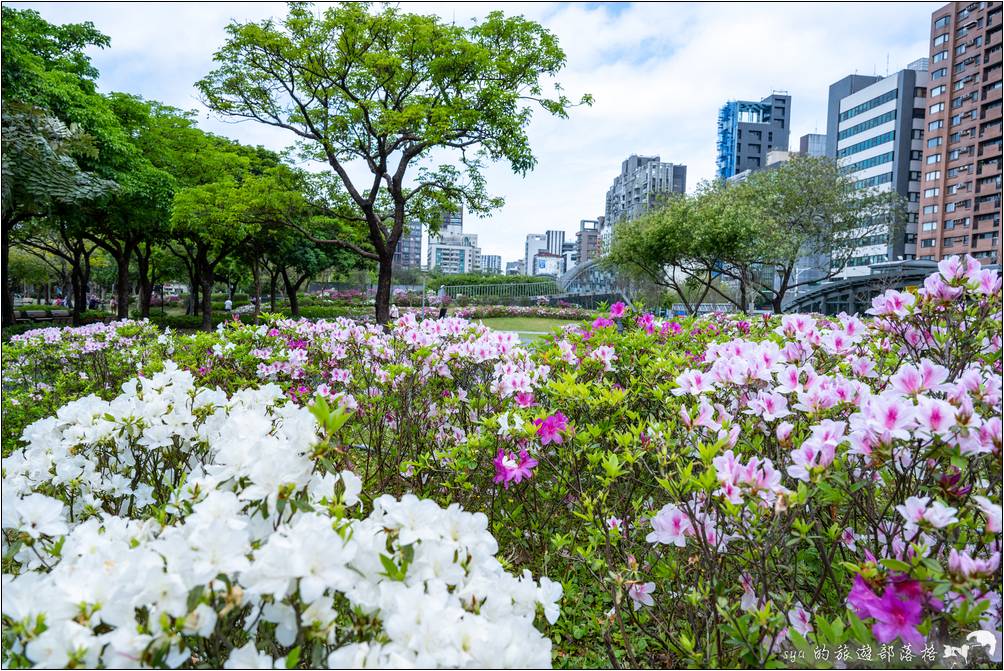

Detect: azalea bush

[2,256,1002,669]
[1,320,173,457]
[461,256,1001,667]
[1,365,561,668]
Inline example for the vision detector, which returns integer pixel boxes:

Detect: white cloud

[14,1,940,262]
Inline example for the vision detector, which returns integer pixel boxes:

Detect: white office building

[832,60,929,278]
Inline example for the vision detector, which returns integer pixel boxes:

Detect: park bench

[50,309,72,324]
[19,310,53,323]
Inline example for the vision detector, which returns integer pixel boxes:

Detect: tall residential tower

[916,1,1002,264]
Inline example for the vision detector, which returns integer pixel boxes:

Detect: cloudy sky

[16,1,940,263]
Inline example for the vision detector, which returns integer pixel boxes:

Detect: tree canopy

[198,1,588,323]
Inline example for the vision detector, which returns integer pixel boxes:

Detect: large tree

[729,155,905,312]
[609,157,905,314]
[1,8,117,325]
[197,1,587,324]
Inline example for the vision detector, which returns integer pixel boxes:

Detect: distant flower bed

[455,304,596,320]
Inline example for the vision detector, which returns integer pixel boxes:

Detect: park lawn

[476,316,580,339]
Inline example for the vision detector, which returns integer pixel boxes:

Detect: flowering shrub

[486,256,1001,667]
[2,255,1001,668]
[1,320,172,457]
[1,364,560,668]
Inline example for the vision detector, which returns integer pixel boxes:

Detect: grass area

[476,317,581,339]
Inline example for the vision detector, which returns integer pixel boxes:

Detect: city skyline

[13,1,942,262]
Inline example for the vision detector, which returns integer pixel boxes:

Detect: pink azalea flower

[609,302,626,318]
[515,391,536,408]
[895,496,958,535]
[493,449,539,489]
[948,549,1001,578]
[590,345,618,372]
[606,516,624,533]
[646,503,693,547]
[533,412,568,445]
[973,496,1003,534]
[628,582,656,610]
[673,369,714,396]
[788,603,814,637]
[866,290,916,318]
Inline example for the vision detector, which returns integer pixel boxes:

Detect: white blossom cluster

[1,364,560,669]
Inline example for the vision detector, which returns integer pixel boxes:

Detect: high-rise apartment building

[545,230,565,256]
[441,209,463,235]
[481,254,502,274]
[427,208,481,274]
[917,1,1002,264]
[831,60,931,278]
[800,133,828,157]
[604,155,687,227]
[576,218,603,264]
[524,234,547,274]
[392,221,423,270]
[716,93,792,179]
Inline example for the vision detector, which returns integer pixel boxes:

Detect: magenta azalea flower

[493,449,538,489]
[515,391,536,408]
[846,575,926,648]
[592,316,614,329]
[609,302,626,318]
[533,412,568,445]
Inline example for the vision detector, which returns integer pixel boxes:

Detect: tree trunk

[375,255,393,325]
[114,253,131,319]
[198,246,213,331]
[136,245,153,318]
[2,221,13,327]
[281,268,299,318]
[71,261,87,325]
[269,270,278,312]
[187,267,200,316]
[252,256,261,324]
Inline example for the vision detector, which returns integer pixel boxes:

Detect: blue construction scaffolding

[715,101,738,180]
[715,99,773,180]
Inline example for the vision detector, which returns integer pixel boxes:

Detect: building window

[929,119,944,131]
[921,239,937,248]
[927,137,943,148]
[932,68,948,79]
[838,110,898,140]
[933,50,949,62]
[838,89,898,121]
[923,204,939,214]
[924,187,940,197]
[930,85,946,97]
[925,170,941,181]
[934,33,950,45]
[912,129,924,139]
[922,221,938,231]
[934,15,950,28]
[927,153,942,164]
